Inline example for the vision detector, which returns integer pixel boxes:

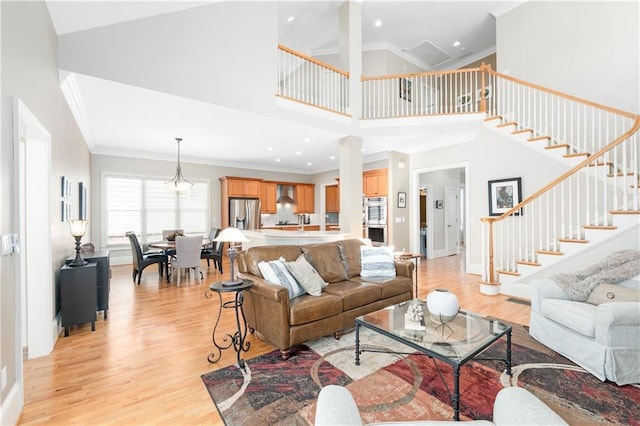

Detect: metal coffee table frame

[355,302,512,421]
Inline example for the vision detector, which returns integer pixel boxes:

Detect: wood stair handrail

[278,44,350,78]
[481,64,637,119]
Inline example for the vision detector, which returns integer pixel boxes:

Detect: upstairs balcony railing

[277,45,350,115]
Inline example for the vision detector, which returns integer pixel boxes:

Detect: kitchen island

[241,229,351,250]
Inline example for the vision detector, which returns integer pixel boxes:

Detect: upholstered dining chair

[171,235,204,285]
[126,231,169,284]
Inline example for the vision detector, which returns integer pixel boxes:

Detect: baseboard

[0,381,23,426]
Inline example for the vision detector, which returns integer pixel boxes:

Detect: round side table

[205,279,254,370]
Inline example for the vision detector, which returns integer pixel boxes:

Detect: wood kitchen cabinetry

[363,168,388,197]
[294,184,315,213]
[260,181,277,214]
[225,177,260,198]
[325,184,340,213]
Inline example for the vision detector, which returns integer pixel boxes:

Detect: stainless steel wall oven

[364,197,387,225]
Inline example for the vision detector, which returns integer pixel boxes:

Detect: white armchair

[314,385,566,425]
[529,278,640,385]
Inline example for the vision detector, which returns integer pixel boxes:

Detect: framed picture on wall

[488,177,522,216]
[399,78,412,102]
[79,182,87,220]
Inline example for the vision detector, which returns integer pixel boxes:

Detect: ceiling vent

[405,40,451,68]
[277,185,296,204]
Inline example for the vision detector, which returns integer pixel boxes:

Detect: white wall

[497,1,639,114]
[1,0,90,416]
[411,127,569,270]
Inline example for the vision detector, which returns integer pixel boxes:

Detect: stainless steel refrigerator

[229,198,261,230]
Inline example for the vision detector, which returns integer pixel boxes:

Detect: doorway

[16,99,54,360]
[412,163,468,268]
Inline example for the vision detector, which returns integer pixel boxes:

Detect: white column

[339,135,363,239]
[338,1,362,123]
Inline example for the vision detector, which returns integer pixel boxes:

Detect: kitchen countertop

[242,229,350,249]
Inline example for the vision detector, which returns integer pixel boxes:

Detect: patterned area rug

[201,324,640,425]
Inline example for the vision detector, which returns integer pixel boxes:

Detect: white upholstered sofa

[314,385,567,425]
[529,277,640,385]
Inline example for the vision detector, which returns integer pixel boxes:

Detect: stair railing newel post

[479,63,488,113]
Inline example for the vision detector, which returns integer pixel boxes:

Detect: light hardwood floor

[18,251,530,425]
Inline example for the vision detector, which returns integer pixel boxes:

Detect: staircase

[479,67,640,296]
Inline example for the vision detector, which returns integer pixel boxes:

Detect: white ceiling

[46,1,520,174]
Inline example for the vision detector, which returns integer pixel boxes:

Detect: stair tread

[583,225,617,230]
[484,115,502,122]
[558,238,589,243]
[515,260,541,266]
[512,128,533,135]
[497,121,518,128]
[497,269,521,276]
[610,210,640,214]
[527,135,551,142]
[536,250,564,255]
[564,152,590,158]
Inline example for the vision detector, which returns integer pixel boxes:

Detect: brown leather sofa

[237,239,414,359]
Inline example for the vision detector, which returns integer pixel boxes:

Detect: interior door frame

[15,98,54,361]
[444,185,460,256]
[411,162,469,269]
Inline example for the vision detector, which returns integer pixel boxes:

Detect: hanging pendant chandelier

[165,137,193,192]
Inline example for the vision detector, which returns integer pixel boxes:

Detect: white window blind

[105,176,209,245]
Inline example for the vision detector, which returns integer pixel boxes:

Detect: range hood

[277,185,296,204]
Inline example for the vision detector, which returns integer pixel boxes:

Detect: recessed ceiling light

[275,158,280,162]
[374,19,382,27]
[296,151,301,155]
[287,16,294,23]
[307,162,312,166]
[453,41,461,47]
[330,156,335,160]
[267,147,273,151]
[304,137,310,143]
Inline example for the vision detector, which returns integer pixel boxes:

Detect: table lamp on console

[67,219,88,267]
[214,227,249,286]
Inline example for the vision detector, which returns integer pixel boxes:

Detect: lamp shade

[214,227,249,243]
[68,220,88,237]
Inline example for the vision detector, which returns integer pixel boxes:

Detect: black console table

[66,249,110,319]
[205,279,254,369]
[60,263,97,336]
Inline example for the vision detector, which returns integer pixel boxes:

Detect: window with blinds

[105,176,209,245]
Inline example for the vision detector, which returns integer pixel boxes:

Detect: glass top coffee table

[355,300,512,421]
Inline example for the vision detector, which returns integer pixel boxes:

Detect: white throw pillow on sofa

[360,246,396,278]
[285,254,327,296]
[258,259,306,299]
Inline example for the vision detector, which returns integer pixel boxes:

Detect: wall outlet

[1,365,7,391]
[1,234,12,255]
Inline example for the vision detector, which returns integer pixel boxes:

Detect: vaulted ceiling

[46,1,520,174]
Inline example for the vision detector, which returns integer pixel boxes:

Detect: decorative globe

[426,288,459,323]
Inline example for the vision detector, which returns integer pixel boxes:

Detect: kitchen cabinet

[325,185,340,213]
[60,263,97,336]
[363,168,388,197]
[294,184,315,213]
[225,177,260,198]
[260,182,277,214]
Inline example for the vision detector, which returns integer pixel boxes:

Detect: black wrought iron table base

[205,280,254,370]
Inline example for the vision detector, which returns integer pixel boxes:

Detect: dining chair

[125,231,169,284]
[201,240,224,274]
[201,228,221,269]
[171,235,204,285]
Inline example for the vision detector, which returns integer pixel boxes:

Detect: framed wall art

[399,78,412,102]
[488,177,522,216]
[78,182,87,220]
